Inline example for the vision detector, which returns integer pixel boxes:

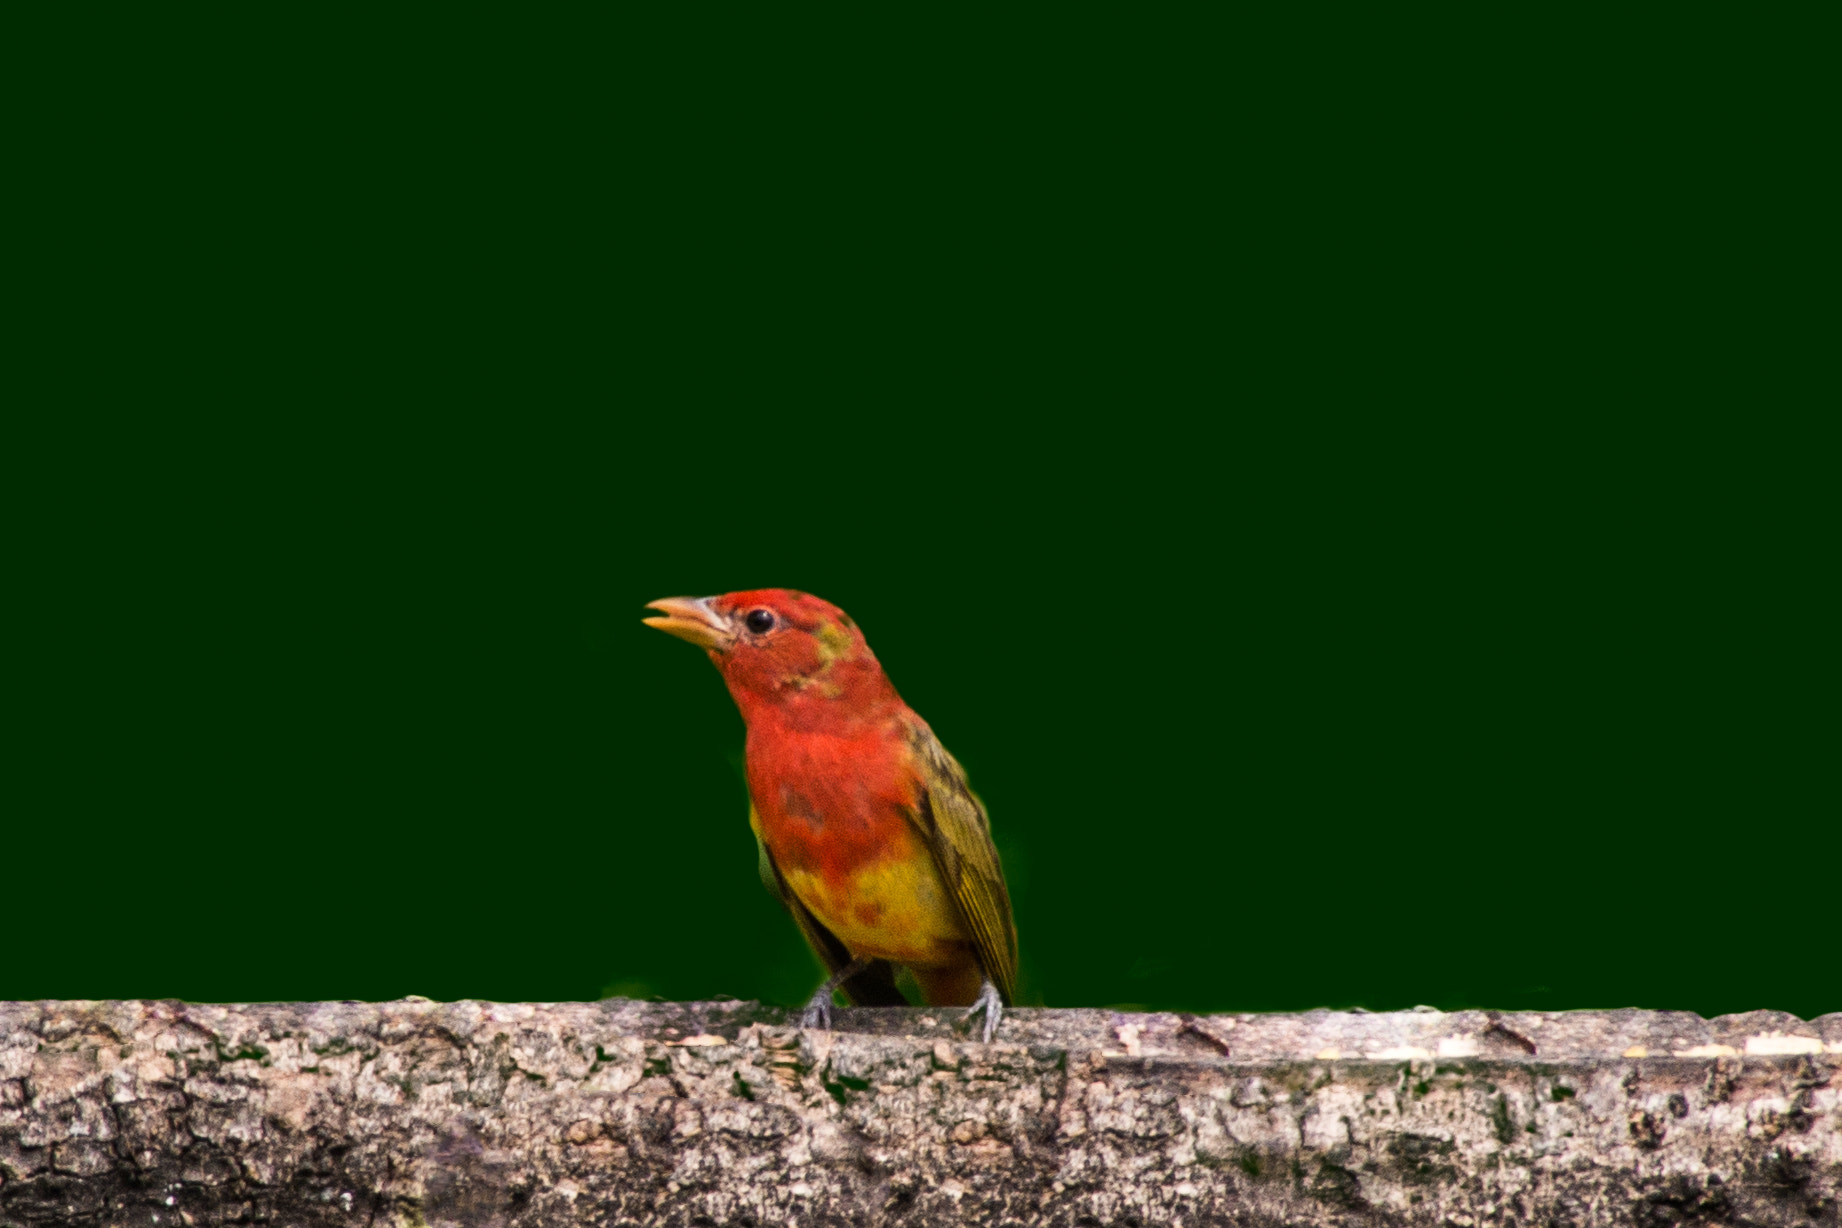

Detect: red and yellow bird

[644,589,1018,1040]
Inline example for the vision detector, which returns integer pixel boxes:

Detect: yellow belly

[780,851,969,969]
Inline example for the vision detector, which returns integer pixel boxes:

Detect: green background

[9,16,1831,1018]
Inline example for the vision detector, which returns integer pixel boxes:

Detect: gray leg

[963,977,1004,1043]
[801,956,873,1030]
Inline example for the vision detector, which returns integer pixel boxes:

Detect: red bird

[644,590,1018,1040]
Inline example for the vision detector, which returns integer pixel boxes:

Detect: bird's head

[643,589,895,719]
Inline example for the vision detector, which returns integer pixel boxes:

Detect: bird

[643,589,1018,1041]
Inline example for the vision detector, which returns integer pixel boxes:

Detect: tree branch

[2,999,1836,1225]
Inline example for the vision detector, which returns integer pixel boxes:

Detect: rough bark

[2,999,1837,1227]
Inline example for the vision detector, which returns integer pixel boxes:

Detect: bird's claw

[963,978,1004,1043]
[800,955,871,1031]
[800,993,834,1031]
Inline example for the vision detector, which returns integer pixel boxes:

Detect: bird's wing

[750,800,907,1007]
[904,728,1019,1004]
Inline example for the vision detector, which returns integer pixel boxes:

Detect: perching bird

[644,589,1018,1041]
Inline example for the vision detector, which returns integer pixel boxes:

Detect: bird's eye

[745,609,776,634]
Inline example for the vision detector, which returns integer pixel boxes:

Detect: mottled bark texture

[2,1000,1838,1227]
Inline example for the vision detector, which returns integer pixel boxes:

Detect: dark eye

[745,609,776,634]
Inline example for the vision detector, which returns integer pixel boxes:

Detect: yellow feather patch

[815,621,854,666]
[779,851,970,969]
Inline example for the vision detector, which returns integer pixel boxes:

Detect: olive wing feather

[905,729,1019,1004]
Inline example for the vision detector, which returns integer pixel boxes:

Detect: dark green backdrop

[10,15,1831,1018]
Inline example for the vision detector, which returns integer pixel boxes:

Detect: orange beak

[642,596,735,651]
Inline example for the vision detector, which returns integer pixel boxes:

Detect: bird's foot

[963,977,1004,1044]
[800,987,834,1031]
[800,956,872,1031]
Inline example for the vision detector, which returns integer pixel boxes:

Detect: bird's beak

[642,596,735,651]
